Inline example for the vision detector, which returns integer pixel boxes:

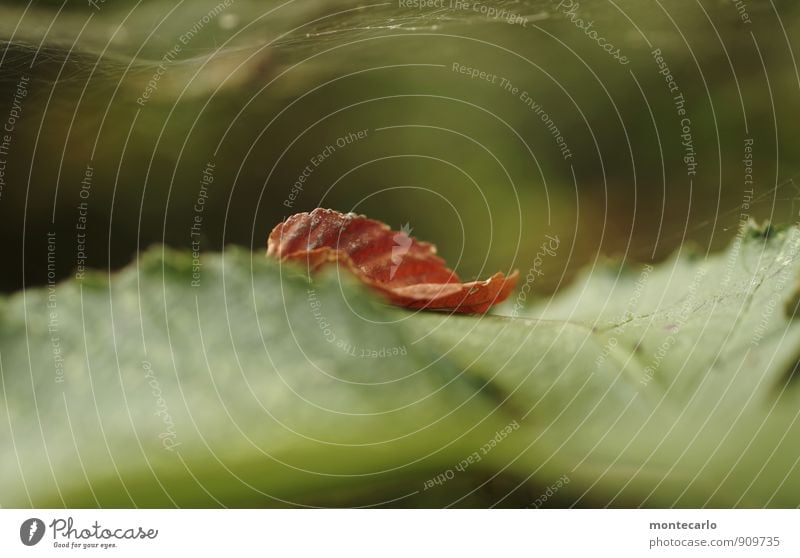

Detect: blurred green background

[1,0,798,294]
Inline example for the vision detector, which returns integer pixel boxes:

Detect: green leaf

[3,222,800,507]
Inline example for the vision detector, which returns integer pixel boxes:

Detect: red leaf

[267,208,518,314]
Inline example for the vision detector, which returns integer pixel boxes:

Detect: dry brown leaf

[267,208,518,313]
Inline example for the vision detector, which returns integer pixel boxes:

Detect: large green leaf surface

[3,223,800,507]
